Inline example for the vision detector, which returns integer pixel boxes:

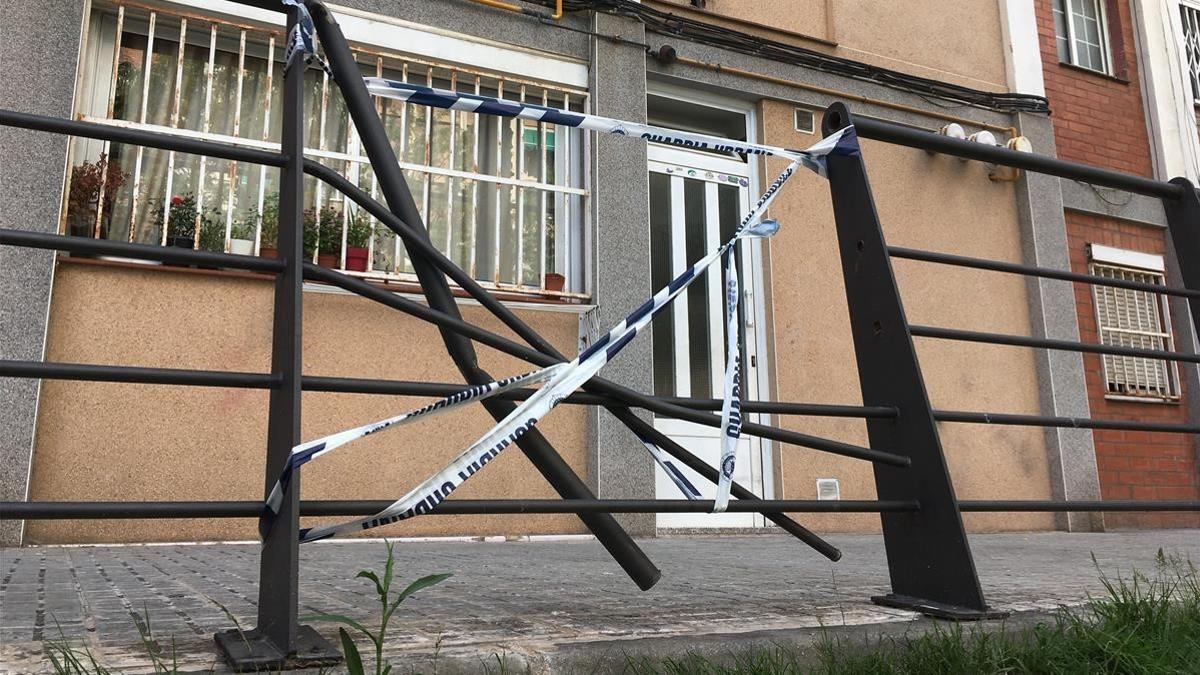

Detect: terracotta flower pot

[345,246,369,272]
[544,273,566,292]
[318,253,339,268]
[260,247,278,259]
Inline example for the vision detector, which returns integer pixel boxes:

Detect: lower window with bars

[1090,259,1181,401]
[61,1,589,298]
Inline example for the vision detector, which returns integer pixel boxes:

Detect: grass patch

[622,550,1199,675]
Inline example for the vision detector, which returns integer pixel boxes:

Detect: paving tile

[0,531,1197,673]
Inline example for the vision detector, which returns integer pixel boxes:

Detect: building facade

[1033,0,1200,527]
[0,0,1195,545]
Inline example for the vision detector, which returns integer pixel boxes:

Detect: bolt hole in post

[872,320,884,335]
[856,239,865,251]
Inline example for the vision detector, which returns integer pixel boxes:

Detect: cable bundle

[527,0,1051,115]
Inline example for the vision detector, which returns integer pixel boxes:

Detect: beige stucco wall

[760,100,1056,533]
[652,0,1010,91]
[25,263,590,543]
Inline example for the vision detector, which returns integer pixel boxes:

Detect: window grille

[63,2,589,297]
[1090,261,1180,401]
[1182,3,1200,102]
[1052,0,1112,74]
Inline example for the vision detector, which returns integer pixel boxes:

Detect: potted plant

[161,194,199,250]
[198,216,226,253]
[259,195,280,258]
[230,216,256,256]
[153,194,224,266]
[65,153,126,240]
[312,205,343,268]
[345,210,371,272]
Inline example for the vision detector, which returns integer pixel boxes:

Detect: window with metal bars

[1089,258,1181,401]
[1182,2,1200,102]
[1052,0,1112,75]
[63,2,588,297]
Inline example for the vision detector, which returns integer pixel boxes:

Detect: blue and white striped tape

[281,0,329,73]
[363,78,859,176]
[262,78,860,542]
[258,366,564,540]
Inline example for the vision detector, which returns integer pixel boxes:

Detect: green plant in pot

[65,153,127,239]
[258,196,323,261]
[259,195,280,258]
[310,205,343,268]
[160,194,200,250]
[198,216,226,254]
[345,209,371,272]
[230,213,257,256]
[152,193,224,265]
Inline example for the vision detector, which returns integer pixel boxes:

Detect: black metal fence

[1,0,1198,669]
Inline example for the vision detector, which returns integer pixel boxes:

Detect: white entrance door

[647,146,770,529]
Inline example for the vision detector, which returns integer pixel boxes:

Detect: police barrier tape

[363,78,843,176]
[267,78,859,541]
[280,0,331,73]
[259,366,565,539]
[715,246,742,512]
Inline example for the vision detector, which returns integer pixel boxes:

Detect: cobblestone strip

[65,549,101,653]
[86,549,153,641]
[116,556,204,637]
[0,551,21,592]
[31,555,46,643]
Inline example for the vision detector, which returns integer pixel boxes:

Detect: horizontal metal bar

[0,499,919,519]
[0,360,278,389]
[959,500,1200,512]
[828,108,1184,201]
[302,375,896,419]
[934,409,1200,434]
[6,499,1195,519]
[911,325,1200,364]
[0,109,286,167]
[889,246,1200,300]
[80,115,588,196]
[0,228,287,273]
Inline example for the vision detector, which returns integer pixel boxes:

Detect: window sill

[55,254,592,309]
[1103,394,1181,405]
[1057,61,1129,85]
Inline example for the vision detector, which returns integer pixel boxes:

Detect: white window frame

[1180,0,1200,103]
[65,0,591,298]
[1088,245,1181,403]
[1053,0,1114,75]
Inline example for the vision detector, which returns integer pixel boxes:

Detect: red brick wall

[1034,0,1154,176]
[1066,212,1200,528]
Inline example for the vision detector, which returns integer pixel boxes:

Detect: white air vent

[816,478,841,501]
[794,108,815,134]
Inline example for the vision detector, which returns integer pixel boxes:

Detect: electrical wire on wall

[509,0,1051,115]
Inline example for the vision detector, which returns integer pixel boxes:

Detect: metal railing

[817,102,1200,619]
[0,0,1198,669]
